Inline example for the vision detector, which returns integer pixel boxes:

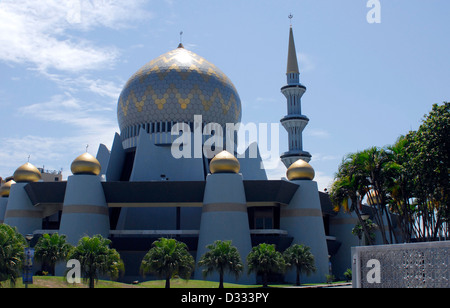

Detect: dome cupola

[13,162,42,183]
[117,46,242,149]
[71,153,102,176]
[209,151,240,174]
[286,159,315,181]
[0,179,15,197]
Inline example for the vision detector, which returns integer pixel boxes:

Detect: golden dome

[71,153,101,176]
[13,163,42,183]
[0,179,15,197]
[209,151,240,174]
[286,159,315,181]
[117,46,241,151]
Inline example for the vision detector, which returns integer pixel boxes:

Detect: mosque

[0,25,364,284]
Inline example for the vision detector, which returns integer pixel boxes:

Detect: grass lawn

[1,276,349,288]
[1,276,259,288]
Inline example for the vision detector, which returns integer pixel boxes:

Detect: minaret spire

[287,22,299,76]
[280,21,312,168]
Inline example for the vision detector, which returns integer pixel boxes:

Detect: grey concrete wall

[195,173,255,284]
[59,175,110,245]
[280,180,330,284]
[329,211,360,280]
[0,197,8,223]
[96,143,111,177]
[4,183,42,236]
[106,133,126,182]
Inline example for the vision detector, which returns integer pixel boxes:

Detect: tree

[329,153,375,245]
[140,238,195,289]
[330,102,449,243]
[404,102,449,240]
[197,240,243,288]
[283,244,316,286]
[330,147,398,244]
[352,219,376,245]
[246,243,285,288]
[34,233,73,276]
[67,235,124,288]
[357,147,397,244]
[385,135,416,242]
[0,224,26,287]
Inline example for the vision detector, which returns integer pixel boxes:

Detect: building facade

[0,26,380,284]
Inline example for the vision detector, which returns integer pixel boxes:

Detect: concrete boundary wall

[352,241,449,288]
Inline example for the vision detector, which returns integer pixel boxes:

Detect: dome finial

[286,159,315,181]
[71,152,101,176]
[209,151,240,174]
[289,13,294,27]
[0,179,15,197]
[14,162,42,183]
[178,31,184,48]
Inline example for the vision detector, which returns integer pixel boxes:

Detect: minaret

[280,22,312,168]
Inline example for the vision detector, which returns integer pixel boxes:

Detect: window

[255,217,273,230]
[249,207,278,230]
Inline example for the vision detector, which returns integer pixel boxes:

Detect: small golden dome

[71,153,101,176]
[209,151,240,174]
[286,159,315,181]
[13,163,42,183]
[0,179,15,197]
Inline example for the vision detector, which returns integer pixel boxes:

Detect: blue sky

[0,0,449,191]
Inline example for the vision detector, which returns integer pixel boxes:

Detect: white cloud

[306,129,330,138]
[311,153,339,162]
[0,0,150,179]
[41,71,123,100]
[0,133,115,180]
[1,93,118,179]
[0,0,151,73]
[87,78,123,100]
[0,2,113,72]
[314,171,334,192]
[19,94,117,132]
[73,0,152,30]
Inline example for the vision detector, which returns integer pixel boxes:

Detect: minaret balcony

[281,84,306,97]
[280,151,312,167]
[280,115,309,131]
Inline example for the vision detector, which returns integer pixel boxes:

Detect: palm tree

[140,238,195,289]
[246,243,285,288]
[283,244,316,286]
[198,240,243,288]
[330,153,375,245]
[34,233,73,276]
[0,224,26,287]
[357,147,396,244]
[67,235,124,288]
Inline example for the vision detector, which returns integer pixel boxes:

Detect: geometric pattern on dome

[117,47,242,139]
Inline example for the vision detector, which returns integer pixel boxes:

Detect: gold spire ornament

[71,153,102,176]
[209,151,240,174]
[13,162,42,183]
[286,159,315,181]
[0,179,15,197]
